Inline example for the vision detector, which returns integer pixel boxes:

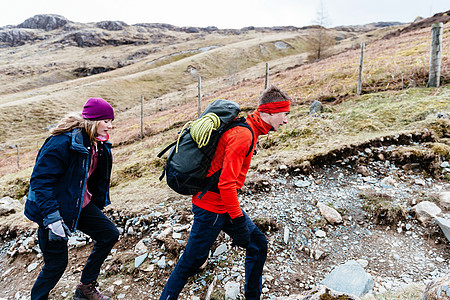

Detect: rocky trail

[0,140,449,299]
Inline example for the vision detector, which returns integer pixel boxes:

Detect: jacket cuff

[43,211,62,227]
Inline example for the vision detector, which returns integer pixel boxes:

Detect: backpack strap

[157,129,192,181]
[198,118,254,199]
[157,141,177,159]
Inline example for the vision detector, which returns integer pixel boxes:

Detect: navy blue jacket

[24,128,112,231]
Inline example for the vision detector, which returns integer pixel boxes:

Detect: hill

[0,12,449,300]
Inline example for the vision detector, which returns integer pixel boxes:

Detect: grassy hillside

[0,17,449,229]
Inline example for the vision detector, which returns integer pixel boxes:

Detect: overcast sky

[0,0,448,29]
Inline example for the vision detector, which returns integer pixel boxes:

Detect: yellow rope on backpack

[176,113,221,153]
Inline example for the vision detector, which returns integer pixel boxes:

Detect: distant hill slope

[0,14,404,146]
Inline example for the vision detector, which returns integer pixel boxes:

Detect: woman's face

[96,119,113,137]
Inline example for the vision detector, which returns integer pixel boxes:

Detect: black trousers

[30,202,119,300]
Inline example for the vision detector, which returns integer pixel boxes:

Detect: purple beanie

[81,98,114,120]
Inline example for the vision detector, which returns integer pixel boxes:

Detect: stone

[156,227,172,240]
[380,176,396,188]
[321,260,374,297]
[27,262,39,272]
[1,267,14,279]
[423,274,450,300]
[356,166,370,177]
[142,265,155,272]
[309,100,323,115]
[225,281,240,300]
[434,217,450,242]
[316,202,342,225]
[295,180,311,188]
[157,256,166,269]
[414,178,426,186]
[213,244,228,257]
[284,226,290,244]
[0,196,21,216]
[134,253,148,269]
[67,235,87,248]
[315,230,326,238]
[173,224,190,232]
[356,259,369,268]
[438,191,450,210]
[134,239,148,253]
[412,201,442,225]
[314,250,325,260]
[22,236,36,249]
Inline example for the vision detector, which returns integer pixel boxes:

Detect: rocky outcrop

[0,29,41,47]
[17,14,69,31]
[64,31,146,47]
[335,22,404,33]
[383,10,450,40]
[96,20,128,31]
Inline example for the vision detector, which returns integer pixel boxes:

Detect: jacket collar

[68,128,90,154]
[66,128,112,153]
[246,111,272,137]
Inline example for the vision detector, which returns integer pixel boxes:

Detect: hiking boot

[72,281,110,300]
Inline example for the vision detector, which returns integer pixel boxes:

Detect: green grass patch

[359,191,407,225]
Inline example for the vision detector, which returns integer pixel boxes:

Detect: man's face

[266,111,289,131]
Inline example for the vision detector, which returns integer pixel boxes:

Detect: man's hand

[229,216,250,248]
[47,220,71,242]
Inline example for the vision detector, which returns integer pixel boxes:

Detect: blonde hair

[50,113,99,144]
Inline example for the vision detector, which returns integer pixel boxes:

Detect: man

[160,85,291,299]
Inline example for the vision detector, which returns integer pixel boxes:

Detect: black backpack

[158,99,254,196]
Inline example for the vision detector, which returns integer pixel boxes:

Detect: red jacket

[192,111,272,219]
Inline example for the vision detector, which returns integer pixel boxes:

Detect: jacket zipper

[73,148,90,231]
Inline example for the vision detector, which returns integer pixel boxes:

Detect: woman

[25,98,120,300]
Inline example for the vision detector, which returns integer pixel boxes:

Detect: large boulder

[316,202,342,225]
[321,260,374,297]
[412,201,442,225]
[0,29,39,46]
[17,14,68,31]
[434,217,450,242]
[0,196,21,216]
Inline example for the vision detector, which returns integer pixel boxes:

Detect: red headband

[257,100,291,114]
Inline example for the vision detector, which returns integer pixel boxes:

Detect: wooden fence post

[265,63,269,89]
[427,22,443,88]
[198,76,202,118]
[140,96,144,139]
[16,145,20,169]
[357,42,365,95]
